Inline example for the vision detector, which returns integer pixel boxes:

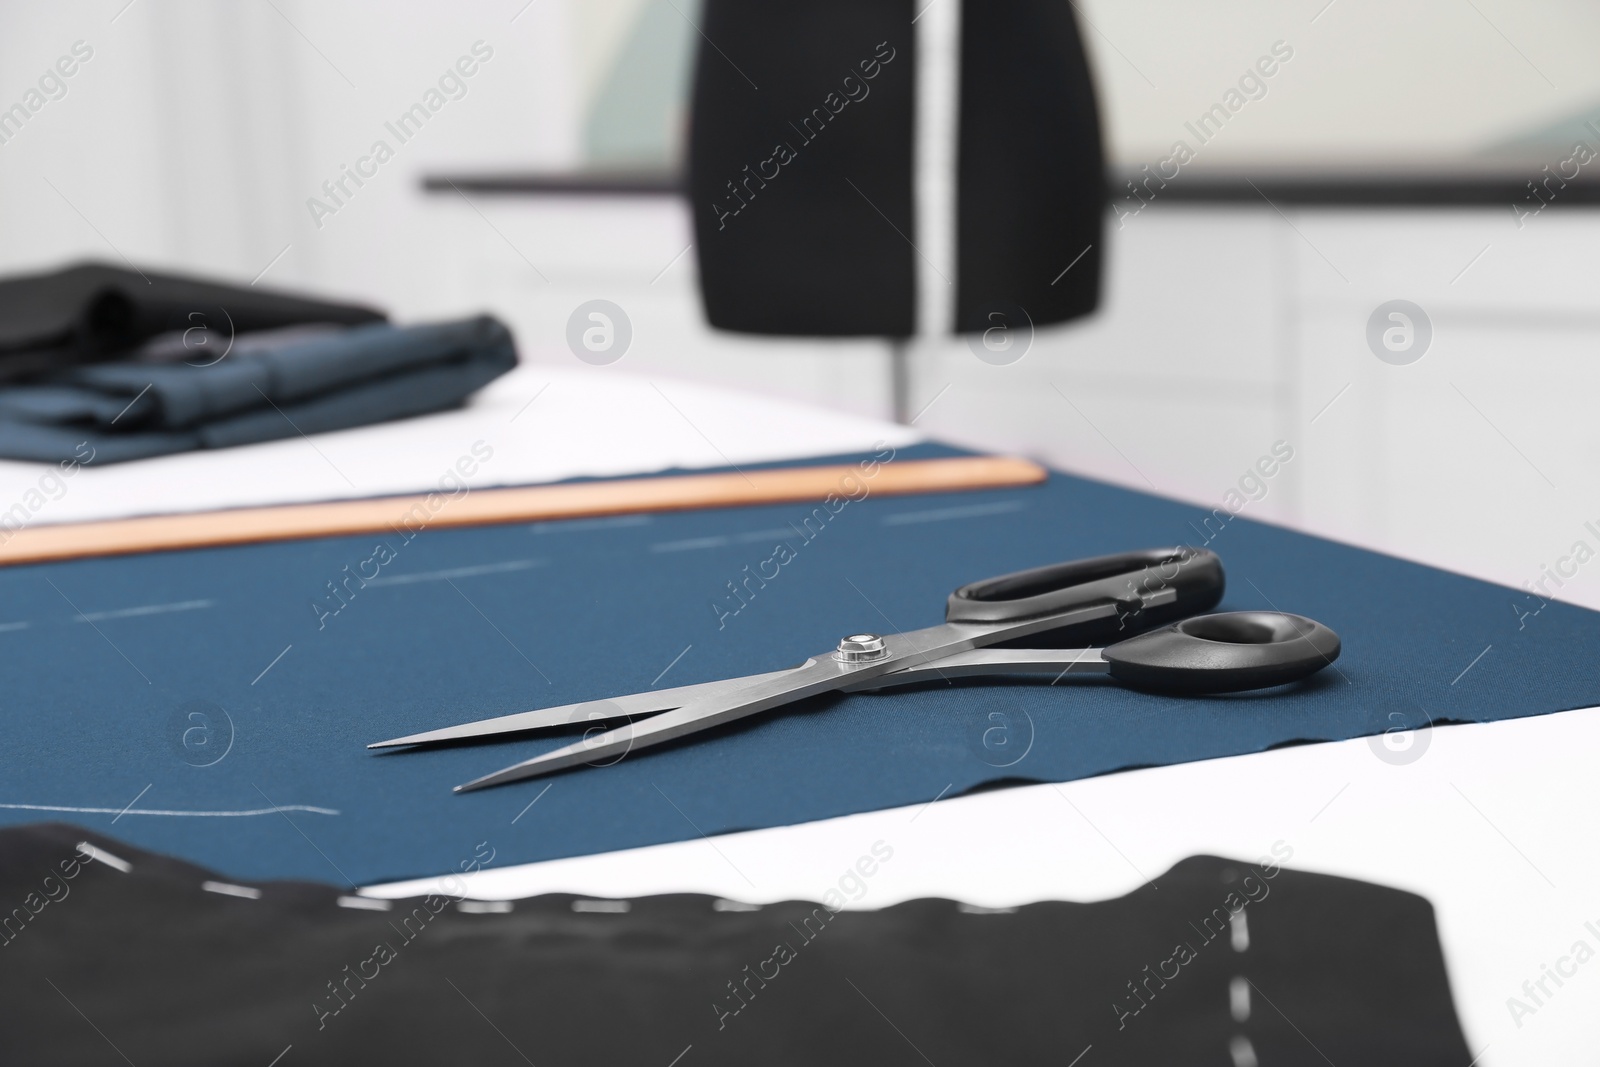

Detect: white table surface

[9,359,1588,1065]
[0,361,922,524]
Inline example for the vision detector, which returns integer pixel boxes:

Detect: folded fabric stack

[0,262,518,464]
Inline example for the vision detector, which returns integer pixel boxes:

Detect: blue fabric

[1,443,1593,884]
[0,316,517,464]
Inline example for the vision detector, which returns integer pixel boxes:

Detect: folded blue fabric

[0,443,1594,884]
[0,315,517,463]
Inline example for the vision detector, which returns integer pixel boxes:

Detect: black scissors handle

[1102,611,1341,694]
[947,546,1224,632]
[946,548,1339,693]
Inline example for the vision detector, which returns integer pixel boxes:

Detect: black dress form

[687,0,1105,338]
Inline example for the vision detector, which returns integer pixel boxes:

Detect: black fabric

[0,262,385,382]
[0,315,518,464]
[1,824,1472,1065]
[956,0,1105,331]
[688,0,917,336]
[687,0,1104,337]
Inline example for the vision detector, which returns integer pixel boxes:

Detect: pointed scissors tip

[368,725,467,749]
[456,761,559,792]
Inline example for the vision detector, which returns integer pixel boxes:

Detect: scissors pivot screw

[834,633,888,663]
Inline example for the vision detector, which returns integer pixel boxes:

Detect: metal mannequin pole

[889,336,912,424]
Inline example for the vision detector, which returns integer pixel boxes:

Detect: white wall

[1076,0,1600,166]
[0,0,579,310]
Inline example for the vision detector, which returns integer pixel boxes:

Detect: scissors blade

[455,621,995,791]
[454,656,846,791]
[454,594,1149,790]
[367,670,795,749]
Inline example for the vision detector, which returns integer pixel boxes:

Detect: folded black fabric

[0,824,1472,1066]
[0,261,385,381]
[0,315,518,464]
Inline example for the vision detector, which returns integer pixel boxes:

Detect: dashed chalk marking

[201,880,262,900]
[76,842,131,872]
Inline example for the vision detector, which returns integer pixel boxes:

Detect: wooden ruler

[0,455,1047,567]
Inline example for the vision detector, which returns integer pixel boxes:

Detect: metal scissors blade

[453,645,1123,789]
[373,648,1114,751]
[454,620,1011,791]
[366,669,796,749]
[454,659,835,791]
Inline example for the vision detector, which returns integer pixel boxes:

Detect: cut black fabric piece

[687,0,1105,337]
[0,315,518,464]
[0,261,385,382]
[1,823,1472,1065]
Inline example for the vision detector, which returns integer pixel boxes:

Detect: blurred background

[3,0,1598,606]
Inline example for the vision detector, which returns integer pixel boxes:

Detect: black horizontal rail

[423,172,680,196]
[423,166,1600,208]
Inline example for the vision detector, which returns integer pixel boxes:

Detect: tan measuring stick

[0,455,1047,567]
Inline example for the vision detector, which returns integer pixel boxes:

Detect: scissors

[370,547,1340,791]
